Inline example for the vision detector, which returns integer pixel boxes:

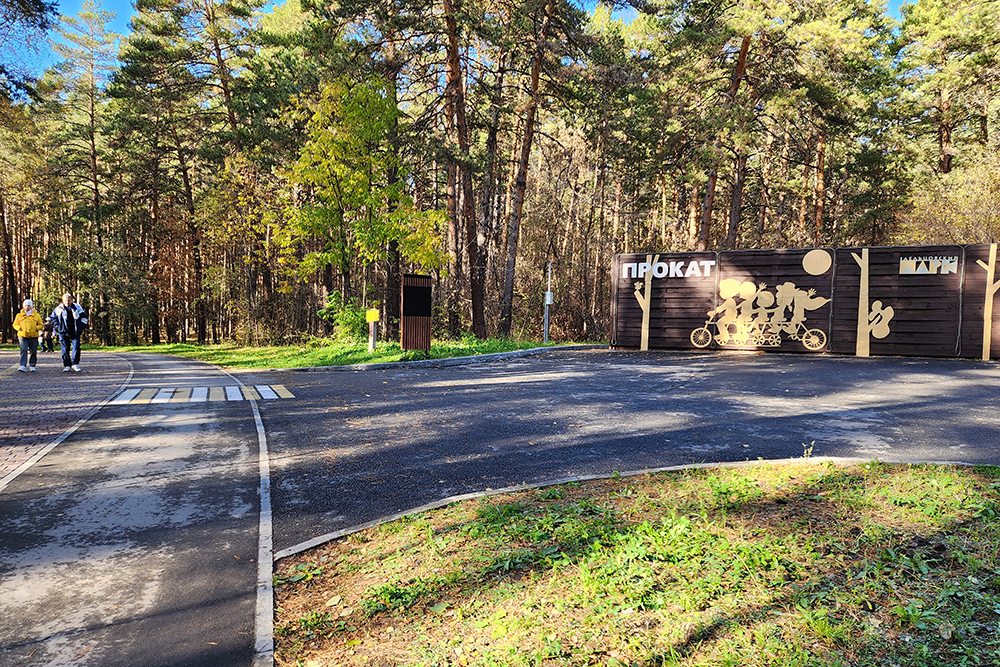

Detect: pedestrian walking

[51,293,88,372]
[41,319,54,352]
[14,299,44,372]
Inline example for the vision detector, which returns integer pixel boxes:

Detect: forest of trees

[1,0,999,345]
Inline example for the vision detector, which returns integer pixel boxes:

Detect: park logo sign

[610,244,1000,360]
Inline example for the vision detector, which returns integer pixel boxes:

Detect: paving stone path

[0,350,131,483]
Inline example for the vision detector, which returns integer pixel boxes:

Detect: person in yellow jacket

[14,299,44,372]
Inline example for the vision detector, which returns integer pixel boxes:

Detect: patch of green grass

[273,462,1000,667]
[360,579,438,616]
[99,337,581,370]
[272,562,324,586]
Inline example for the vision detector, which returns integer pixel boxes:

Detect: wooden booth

[610,244,1000,360]
[401,273,432,351]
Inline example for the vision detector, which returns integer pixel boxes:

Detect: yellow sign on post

[366,309,380,353]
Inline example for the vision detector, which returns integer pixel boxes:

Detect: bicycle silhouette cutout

[690,279,830,351]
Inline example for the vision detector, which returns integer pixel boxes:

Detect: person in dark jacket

[51,293,88,372]
[41,319,54,352]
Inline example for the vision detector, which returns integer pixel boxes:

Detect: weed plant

[273,462,1000,666]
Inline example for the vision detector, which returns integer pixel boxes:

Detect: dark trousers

[19,337,38,367]
[60,336,81,367]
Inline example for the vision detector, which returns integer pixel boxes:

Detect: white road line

[251,396,274,667]
[190,387,208,403]
[256,385,279,400]
[110,388,141,405]
[215,369,274,667]
[225,386,243,401]
[151,388,175,404]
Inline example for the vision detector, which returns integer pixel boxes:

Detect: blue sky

[34,0,907,76]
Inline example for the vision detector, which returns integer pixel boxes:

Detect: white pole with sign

[544,263,553,344]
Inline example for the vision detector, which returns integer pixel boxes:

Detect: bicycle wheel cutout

[802,329,827,351]
[690,327,712,348]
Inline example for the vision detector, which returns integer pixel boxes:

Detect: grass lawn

[103,338,573,370]
[273,461,1000,667]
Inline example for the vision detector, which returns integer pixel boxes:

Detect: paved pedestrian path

[5,346,1000,667]
[0,350,131,483]
[0,353,263,667]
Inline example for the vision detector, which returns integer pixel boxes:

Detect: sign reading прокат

[620,259,717,279]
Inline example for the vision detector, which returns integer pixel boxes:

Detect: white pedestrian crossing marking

[256,385,278,400]
[109,385,294,405]
[111,388,141,405]
[152,388,175,403]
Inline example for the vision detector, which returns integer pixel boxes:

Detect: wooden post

[976,243,1000,360]
[633,254,659,351]
[852,249,870,357]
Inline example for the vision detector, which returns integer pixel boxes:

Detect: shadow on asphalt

[248,351,1000,552]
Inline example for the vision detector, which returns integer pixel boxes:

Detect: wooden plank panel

[831,246,963,357]
[401,274,433,351]
[612,246,972,358]
[712,249,835,353]
[611,252,718,349]
[960,244,1000,359]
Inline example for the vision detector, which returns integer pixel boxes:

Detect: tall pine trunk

[725,151,747,249]
[500,0,556,337]
[756,133,773,247]
[814,129,826,244]
[479,52,506,335]
[698,35,751,251]
[170,119,207,344]
[0,192,18,343]
[442,0,484,338]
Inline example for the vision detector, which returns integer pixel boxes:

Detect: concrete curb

[237,344,607,374]
[273,454,982,562]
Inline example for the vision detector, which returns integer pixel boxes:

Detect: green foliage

[273,562,323,585]
[8,0,1000,347]
[316,292,366,343]
[104,337,561,369]
[900,148,1000,244]
[360,579,435,616]
[281,74,443,295]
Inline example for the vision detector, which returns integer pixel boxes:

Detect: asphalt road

[0,354,260,667]
[239,349,1000,555]
[3,347,1000,667]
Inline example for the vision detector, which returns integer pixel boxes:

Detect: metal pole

[544,262,551,344]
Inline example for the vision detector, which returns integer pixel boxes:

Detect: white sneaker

[63,366,71,372]
[18,366,25,372]
[72,365,81,372]
[29,366,36,372]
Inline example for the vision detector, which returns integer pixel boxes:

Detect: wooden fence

[610,244,1000,359]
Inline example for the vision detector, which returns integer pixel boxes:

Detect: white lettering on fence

[621,259,715,281]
